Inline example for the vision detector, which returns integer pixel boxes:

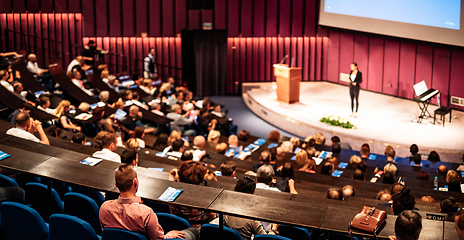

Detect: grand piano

[413,81,439,123]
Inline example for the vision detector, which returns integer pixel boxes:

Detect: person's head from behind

[207,130,220,143]
[438,165,448,176]
[177,161,207,185]
[332,143,341,154]
[295,150,308,166]
[237,130,250,142]
[126,138,139,149]
[441,196,458,214]
[72,132,86,145]
[357,161,367,172]
[281,162,295,179]
[172,139,185,152]
[132,126,145,140]
[289,137,300,148]
[267,130,280,142]
[321,162,334,175]
[394,210,422,240]
[386,148,396,160]
[314,133,325,145]
[416,170,429,180]
[392,188,415,215]
[350,155,362,167]
[326,188,343,200]
[353,169,364,180]
[447,170,460,183]
[455,210,464,240]
[99,91,109,102]
[102,133,118,151]
[234,177,256,194]
[215,143,228,154]
[327,156,339,168]
[331,136,340,145]
[428,151,440,162]
[220,161,236,177]
[156,133,168,145]
[342,185,355,198]
[180,150,193,161]
[384,163,397,176]
[129,105,139,117]
[228,135,238,147]
[360,145,370,158]
[412,153,421,165]
[132,91,140,101]
[260,151,270,163]
[257,164,275,185]
[193,135,206,149]
[269,147,277,162]
[15,112,31,129]
[376,189,392,202]
[410,144,419,155]
[420,196,435,203]
[13,82,23,93]
[115,164,138,193]
[121,148,138,166]
[391,183,405,197]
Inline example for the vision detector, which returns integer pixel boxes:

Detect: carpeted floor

[210,96,300,140]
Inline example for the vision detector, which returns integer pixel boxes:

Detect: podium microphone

[280,55,289,64]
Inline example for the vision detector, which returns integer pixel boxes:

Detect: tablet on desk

[114,109,127,120]
[332,170,343,177]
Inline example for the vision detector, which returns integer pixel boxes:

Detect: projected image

[324,0,461,30]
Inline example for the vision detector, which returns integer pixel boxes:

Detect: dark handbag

[349,206,386,239]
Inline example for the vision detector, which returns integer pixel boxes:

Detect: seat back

[24,182,64,221]
[64,192,101,235]
[49,213,100,240]
[254,235,292,240]
[200,223,242,240]
[279,225,312,240]
[0,201,49,240]
[70,186,106,206]
[156,212,191,233]
[102,228,148,240]
[0,174,19,187]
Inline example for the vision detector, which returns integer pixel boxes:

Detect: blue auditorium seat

[24,182,64,221]
[254,235,292,240]
[49,213,101,240]
[102,228,149,240]
[0,174,19,187]
[200,223,242,240]
[64,192,101,235]
[70,185,106,206]
[0,201,49,240]
[156,212,191,233]
[278,225,312,240]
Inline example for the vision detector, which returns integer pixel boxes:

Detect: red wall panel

[108,0,121,36]
[353,35,368,88]
[292,0,304,37]
[327,31,340,83]
[415,45,433,90]
[253,0,265,37]
[431,48,451,106]
[122,0,135,36]
[339,33,354,85]
[241,0,253,37]
[367,37,383,92]
[215,0,227,30]
[95,0,108,36]
[135,0,148,36]
[175,0,188,34]
[279,0,291,37]
[82,0,95,36]
[162,0,175,37]
[303,37,310,81]
[188,10,201,30]
[227,0,240,36]
[265,0,278,37]
[149,0,162,36]
[449,50,464,110]
[398,42,416,99]
[382,40,400,96]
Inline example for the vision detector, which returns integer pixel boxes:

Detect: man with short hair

[360,146,370,161]
[412,153,421,167]
[121,148,138,166]
[321,162,334,175]
[220,161,236,178]
[7,112,49,145]
[392,188,415,215]
[438,165,448,176]
[386,148,396,162]
[99,165,198,240]
[72,132,86,145]
[193,136,205,149]
[67,55,82,74]
[37,95,56,115]
[441,196,459,222]
[167,139,185,158]
[389,210,422,240]
[326,188,343,200]
[166,104,196,136]
[92,133,121,162]
[342,185,355,198]
[26,53,47,76]
[121,105,155,135]
[256,165,297,194]
[143,48,157,79]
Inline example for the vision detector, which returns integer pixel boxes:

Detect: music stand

[414,81,433,123]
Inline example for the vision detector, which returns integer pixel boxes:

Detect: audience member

[121,105,155,136]
[207,130,221,143]
[390,210,422,240]
[267,130,280,142]
[237,130,250,142]
[55,100,81,132]
[350,155,362,168]
[412,153,421,166]
[92,132,121,162]
[126,138,140,149]
[289,137,300,150]
[327,156,339,169]
[376,189,392,201]
[321,162,334,175]
[71,132,86,145]
[342,185,355,198]
[420,196,435,203]
[26,53,48,77]
[0,70,13,92]
[332,142,341,156]
[256,165,297,194]
[330,136,340,146]
[280,141,293,153]
[215,143,228,155]
[37,95,56,115]
[121,148,138,166]
[6,112,49,145]
[326,188,343,200]
[99,165,198,239]
[314,132,325,145]
[386,148,396,162]
[153,133,168,151]
[416,171,429,180]
[357,161,367,172]
[392,188,415,215]
[204,170,217,181]
[428,150,440,162]
[438,165,448,176]
[391,183,405,197]
[131,126,145,148]
[440,196,459,221]
[455,210,464,240]
[220,161,236,178]
[447,170,461,192]
[360,145,370,160]
[224,177,275,240]
[167,139,185,158]
[280,162,296,179]
[353,169,364,181]
[167,130,181,146]
[193,136,206,149]
[171,161,215,229]
[167,104,197,136]
[409,144,419,159]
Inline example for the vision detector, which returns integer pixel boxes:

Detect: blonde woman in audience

[139,78,156,95]
[280,141,293,153]
[168,130,182,146]
[350,155,362,167]
[207,130,221,143]
[126,138,139,149]
[295,150,316,172]
[55,100,81,132]
[314,132,325,145]
[289,137,300,149]
[267,130,280,142]
[446,170,460,183]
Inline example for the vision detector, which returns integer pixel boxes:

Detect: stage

[242,81,464,163]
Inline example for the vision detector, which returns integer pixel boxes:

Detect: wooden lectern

[273,64,302,104]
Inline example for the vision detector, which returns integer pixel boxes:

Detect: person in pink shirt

[99,165,198,240]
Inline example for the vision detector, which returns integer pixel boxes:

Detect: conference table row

[0,129,457,240]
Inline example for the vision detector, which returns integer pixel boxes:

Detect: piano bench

[434,107,452,126]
